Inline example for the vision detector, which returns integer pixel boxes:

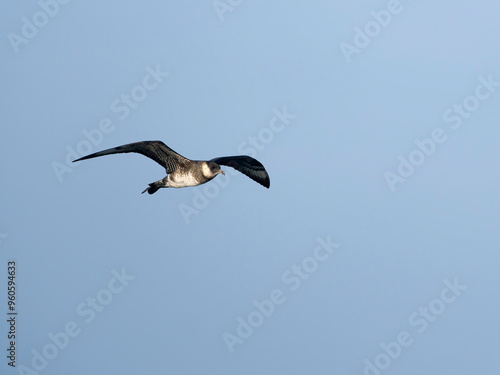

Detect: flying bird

[73,140,270,194]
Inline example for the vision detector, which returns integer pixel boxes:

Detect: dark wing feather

[211,156,270,188]
[73,141,188,173]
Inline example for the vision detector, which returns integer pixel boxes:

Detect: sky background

[1,1,499,374]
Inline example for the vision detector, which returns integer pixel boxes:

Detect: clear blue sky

[1,1,499,374]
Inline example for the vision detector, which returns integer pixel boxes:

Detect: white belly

[167,173,203,188]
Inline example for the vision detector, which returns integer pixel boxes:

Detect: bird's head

[202,161,225,179]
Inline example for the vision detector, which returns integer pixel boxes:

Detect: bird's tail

[141,179,166,195]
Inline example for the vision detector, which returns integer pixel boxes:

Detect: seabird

[73,140,270,194]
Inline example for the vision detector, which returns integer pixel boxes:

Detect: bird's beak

[219,170,225,175]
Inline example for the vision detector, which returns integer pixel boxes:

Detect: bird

[73,140,270,194]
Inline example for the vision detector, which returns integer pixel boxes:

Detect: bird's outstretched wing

[210,156,270,188]
[73,141,188,173]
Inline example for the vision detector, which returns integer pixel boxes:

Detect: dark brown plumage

[73,140,270,194]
